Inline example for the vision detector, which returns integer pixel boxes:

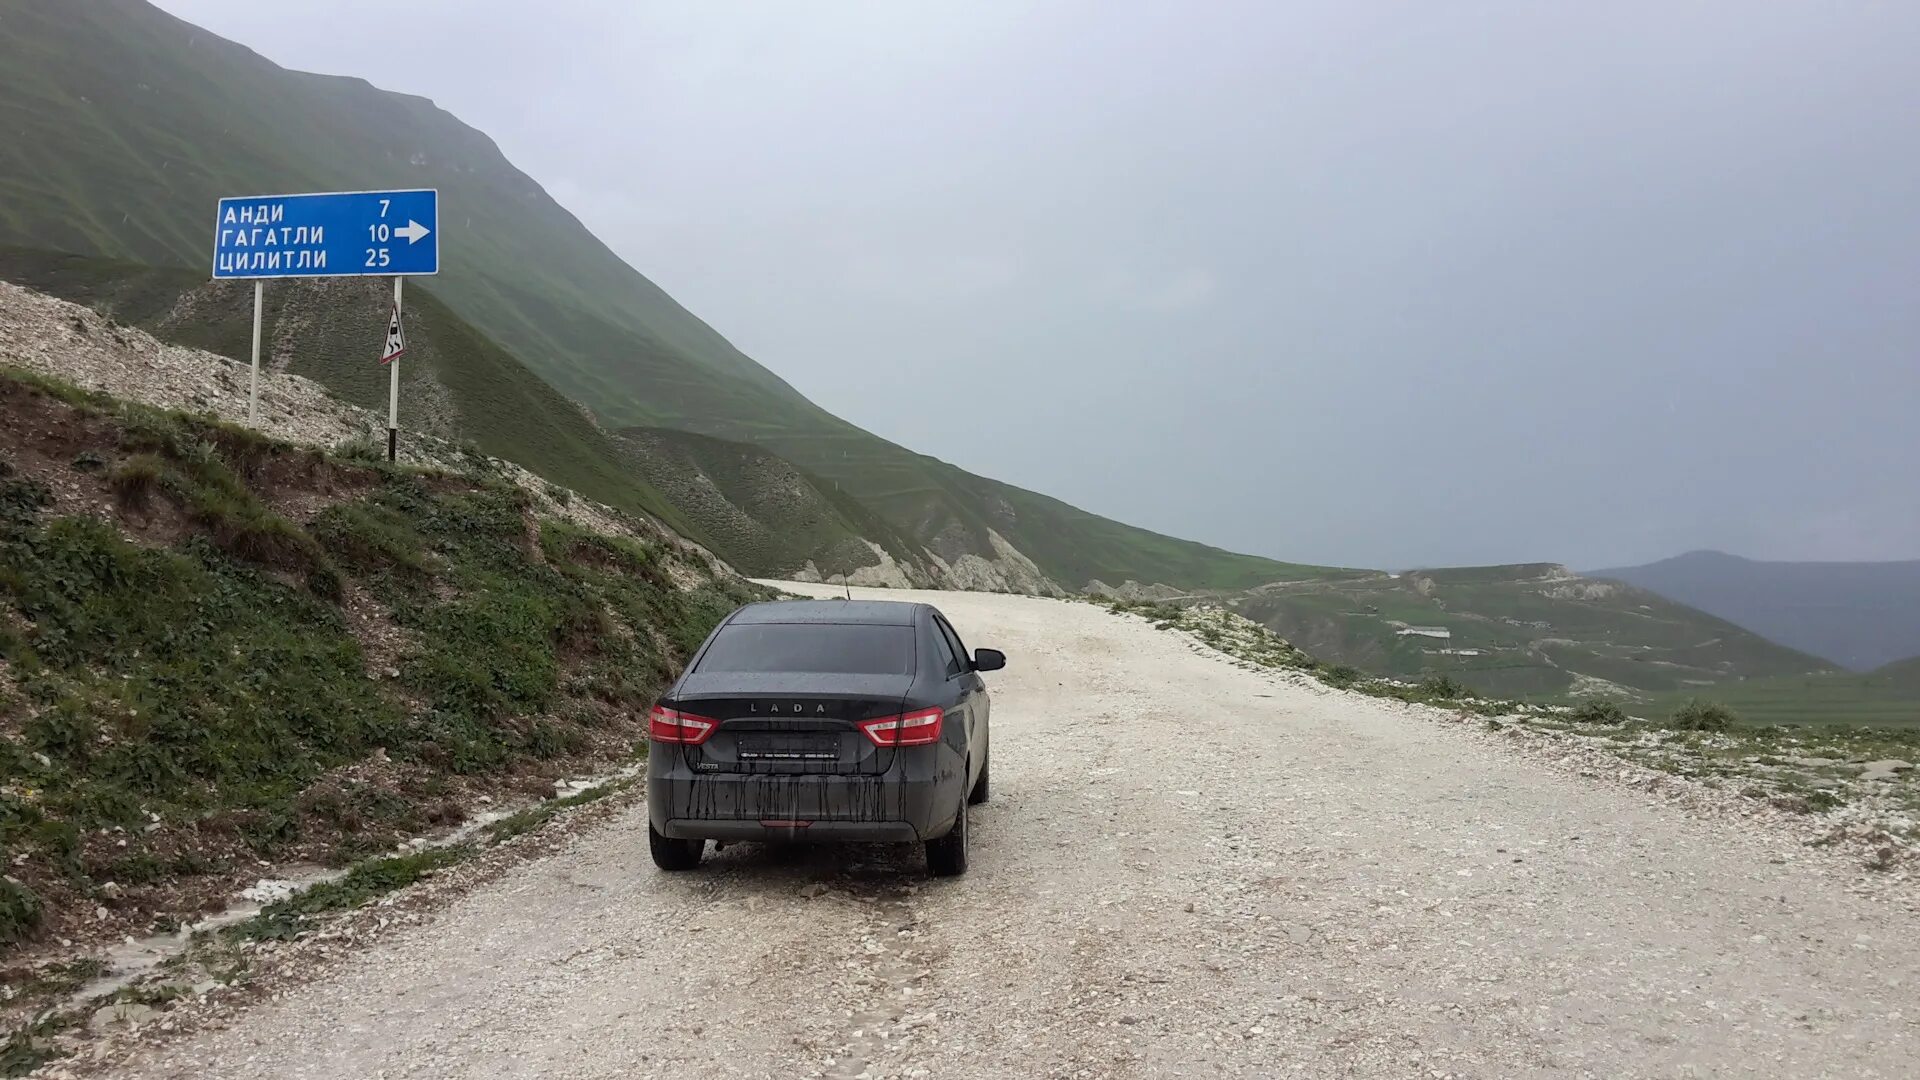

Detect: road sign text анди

[211,189,439,279]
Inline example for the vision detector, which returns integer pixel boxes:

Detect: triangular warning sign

[379,303,405,365]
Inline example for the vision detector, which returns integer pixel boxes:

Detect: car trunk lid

[671,672,912,775]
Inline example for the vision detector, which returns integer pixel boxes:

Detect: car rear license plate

[736,733,838,761]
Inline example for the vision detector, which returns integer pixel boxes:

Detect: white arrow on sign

[395,219,432,244]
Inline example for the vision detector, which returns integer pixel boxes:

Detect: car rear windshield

[695,623,915,675]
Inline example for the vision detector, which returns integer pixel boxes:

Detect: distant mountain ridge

[1591,550,1920,671]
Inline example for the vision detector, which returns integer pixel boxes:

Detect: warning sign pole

[386,276,402,462]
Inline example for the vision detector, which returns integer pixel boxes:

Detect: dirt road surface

[110,585,1917,1079]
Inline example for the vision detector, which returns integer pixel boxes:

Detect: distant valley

[1592,550,1920,671]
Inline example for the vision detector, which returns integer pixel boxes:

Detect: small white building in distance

[1396,626,1452,641]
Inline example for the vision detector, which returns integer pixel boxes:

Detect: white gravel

[0,280,379,449]
[99,584,1920,1079]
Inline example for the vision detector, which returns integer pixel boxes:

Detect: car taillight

[649,705,719,744]
[857,707,944,747]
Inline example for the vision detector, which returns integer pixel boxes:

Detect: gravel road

[111,585,1918,1079]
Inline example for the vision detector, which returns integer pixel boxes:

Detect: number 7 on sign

[379,198,390,218]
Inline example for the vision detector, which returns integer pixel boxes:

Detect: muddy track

[108,585,1918,1078]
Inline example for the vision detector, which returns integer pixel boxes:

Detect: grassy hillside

[0,246,710,541]
[0,0,1340,591]
[0,367,764,957]
[1232,564,1836,700]
[1592,550,1920,671]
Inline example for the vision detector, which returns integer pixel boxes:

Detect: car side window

[934,616,970,677]
[928,620,963,677]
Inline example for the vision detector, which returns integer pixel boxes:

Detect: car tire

[649,820,704,871]
[926,791,969,877]
[967,750,990,805]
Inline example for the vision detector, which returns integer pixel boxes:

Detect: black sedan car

[646,599,1004,876]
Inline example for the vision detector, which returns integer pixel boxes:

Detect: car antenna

[842,574,852,601]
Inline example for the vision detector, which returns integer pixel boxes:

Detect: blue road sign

[211,188,439,279]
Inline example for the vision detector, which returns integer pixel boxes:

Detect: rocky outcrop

[934,529,1066,596]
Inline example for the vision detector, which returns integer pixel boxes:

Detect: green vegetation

[482,777,624,846]
[1319,665,1362,689]
[1802,789,1847,813]
[231,846,470,943]
[0,879,39,947]
[0,369,764,958]
[2,417,401,906]
[1668,699,1738,733]
[1568,699,1630,725]
[1102,597,1321,670]
[1354,676,1521,716]
[1604,723,1917,835]
[1,1012,75,1077]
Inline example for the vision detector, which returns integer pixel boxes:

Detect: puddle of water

[61,766,639,1010]
[72,864,345,1004]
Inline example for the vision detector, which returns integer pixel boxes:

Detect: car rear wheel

[925,791,969,877]
[967,750,990,805]
[649,820,705,871]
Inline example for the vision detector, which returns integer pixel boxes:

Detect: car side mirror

[972,648,1006,672]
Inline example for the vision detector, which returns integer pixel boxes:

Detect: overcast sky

[155,1,1920,569]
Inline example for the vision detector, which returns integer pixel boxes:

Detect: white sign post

[247,279,264,425]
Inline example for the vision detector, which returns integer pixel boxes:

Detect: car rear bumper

[646,763,958,843]
[653,818,924,843]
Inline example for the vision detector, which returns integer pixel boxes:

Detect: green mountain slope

[0,0,1336,591]
[1232,563,1836,700]
[608,427,947,583]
